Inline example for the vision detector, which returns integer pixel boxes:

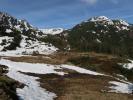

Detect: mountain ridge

[43,15,133,58]
[0,11,133,58]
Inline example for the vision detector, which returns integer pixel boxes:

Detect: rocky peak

[89,16,114,25]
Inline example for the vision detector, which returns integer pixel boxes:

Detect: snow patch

[0,36,14,51]
[119,59,133,70]
[6,29,12,33]
[109,81,133,94]
[0,35,58,56]
[0,59,103,99]
[0,59,66,100]
[61,64,103,75]
[0,59,64,75]
[9,69,56,100]
[96,39,101,43]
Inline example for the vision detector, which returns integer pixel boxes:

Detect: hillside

[1,13,133,58]
[0,12,62,56]
[67,16,133,58]
[44,16,133,58]
[0,12,133,100]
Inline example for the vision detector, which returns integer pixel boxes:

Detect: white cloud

[81,0,98,5]
[80,0,119,5]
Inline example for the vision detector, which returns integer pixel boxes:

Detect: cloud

[81,0,98,5]
[80,0,119,5]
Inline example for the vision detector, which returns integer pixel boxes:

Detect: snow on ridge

[40,28,63,35]
[91,16,110,21]
[89,16,130,28]
[90,16,114,25]
[119,19,129,26]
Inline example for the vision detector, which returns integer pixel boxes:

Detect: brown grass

[37,73,133,100]
[5,52,128,76]
[3,52,133,100]
[4,51,120,64]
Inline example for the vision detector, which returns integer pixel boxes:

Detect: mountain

[40,28,63,35]
[41,16,133,58]
[0,12,59,56]
[1,12,133,58]
[0,12,133,100]
[54,16,133,58]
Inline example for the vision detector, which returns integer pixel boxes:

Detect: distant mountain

[40,28,63,35]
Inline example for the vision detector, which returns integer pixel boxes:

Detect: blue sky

[0,0,133,29]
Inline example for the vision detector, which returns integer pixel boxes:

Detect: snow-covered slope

[90,16,114,25]
[0,35,58,56]
[0,12,58,56]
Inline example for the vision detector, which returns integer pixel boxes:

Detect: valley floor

[39,74,133,100]
[0,52,133,100]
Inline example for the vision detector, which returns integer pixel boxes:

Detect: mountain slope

[0,12,59,56]
[58,16,133,58]
[0,12,133,100]
[1,13,133,58]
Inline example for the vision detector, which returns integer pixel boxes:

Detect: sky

[0,0,133,29]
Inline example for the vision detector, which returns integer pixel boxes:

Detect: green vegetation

[67,21,133,58]
[42,34,68,50]
[116,66,133,81]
